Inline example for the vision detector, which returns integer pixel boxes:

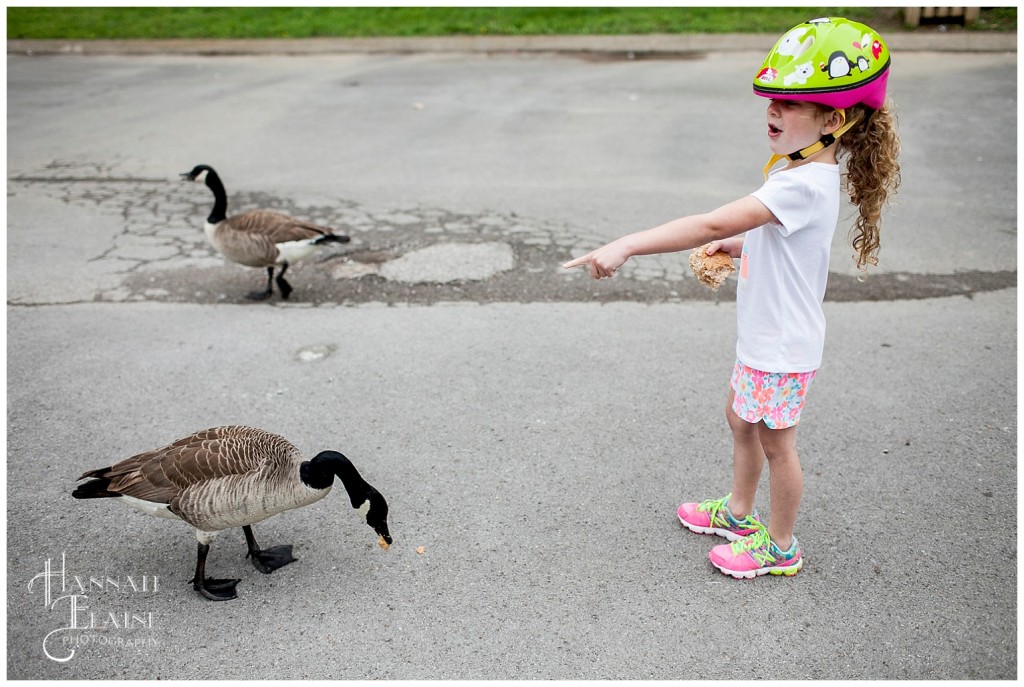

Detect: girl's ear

[822,108,846,135]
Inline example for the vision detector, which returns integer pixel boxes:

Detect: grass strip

[7,6,1015,40]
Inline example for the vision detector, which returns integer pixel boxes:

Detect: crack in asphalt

[7,163,1016,306]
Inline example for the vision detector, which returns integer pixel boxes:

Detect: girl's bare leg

[757,423,802,551]
[726,392,765,518]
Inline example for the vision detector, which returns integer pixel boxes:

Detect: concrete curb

[7,31,1017,56]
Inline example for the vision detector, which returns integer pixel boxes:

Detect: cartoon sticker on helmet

[775,28,814,58]
[821,38,875,80]
[852,32,884,59]
[784,62,815,87]
[822,51,854,79]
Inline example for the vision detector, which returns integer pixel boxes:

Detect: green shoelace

[730,523,777,566]
[698,493,760,531]
[696,494,734,528]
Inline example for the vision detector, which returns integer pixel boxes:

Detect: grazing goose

[181,164,351,300]
[72,426,391,601]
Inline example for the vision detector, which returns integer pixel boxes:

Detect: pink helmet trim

[754,56,890,110]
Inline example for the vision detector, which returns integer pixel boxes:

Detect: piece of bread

[689,244,736,291]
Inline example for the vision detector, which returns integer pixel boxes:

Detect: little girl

[564,17,900,578]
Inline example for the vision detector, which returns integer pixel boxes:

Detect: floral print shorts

[730,361,816,430]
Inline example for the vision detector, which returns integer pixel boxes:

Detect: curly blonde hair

[837,101,902,270]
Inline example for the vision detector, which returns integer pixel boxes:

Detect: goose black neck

[204,169,228,224]
[301,451,370,507]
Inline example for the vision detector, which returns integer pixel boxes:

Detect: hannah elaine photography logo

[27,552,161,663]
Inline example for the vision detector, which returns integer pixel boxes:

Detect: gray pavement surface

[6,38,1017,680]
[8,30,1018,56]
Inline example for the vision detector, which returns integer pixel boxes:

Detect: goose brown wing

[86,426,296,505]
[212,215,278,266]
[229,210,336,243]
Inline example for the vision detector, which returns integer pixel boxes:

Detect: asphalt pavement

[5,35,1017,680]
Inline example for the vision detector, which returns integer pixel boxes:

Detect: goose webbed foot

[247,544,297,574]
[244,525,297,574]
[192,576,240,601]
[246,267,275,301]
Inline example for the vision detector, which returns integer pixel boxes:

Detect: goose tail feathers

[313,233,350,246]
[72,469,120,499]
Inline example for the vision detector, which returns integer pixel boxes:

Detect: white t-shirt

[736,162,840,373]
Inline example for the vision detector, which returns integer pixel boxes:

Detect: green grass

[7,6,1015,40]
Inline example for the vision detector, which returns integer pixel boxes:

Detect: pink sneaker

[677,493,762,541]
[708,524,803,579]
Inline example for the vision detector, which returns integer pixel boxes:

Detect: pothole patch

[377,242,515,284]
[295,344,336,363]
[330,261,381,280]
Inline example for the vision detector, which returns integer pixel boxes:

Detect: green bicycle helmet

[753,16,891,110]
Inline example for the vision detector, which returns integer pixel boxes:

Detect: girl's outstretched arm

[563,195,775,279]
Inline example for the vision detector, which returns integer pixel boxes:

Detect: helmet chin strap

[762,108,862,178]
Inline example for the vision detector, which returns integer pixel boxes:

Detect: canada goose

[181,164,351,300]
[72,426,392,601]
